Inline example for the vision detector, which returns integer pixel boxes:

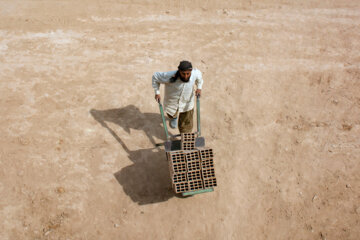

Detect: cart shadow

[90,105,175,205]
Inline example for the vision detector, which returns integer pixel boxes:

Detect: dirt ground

[1,0,360,239]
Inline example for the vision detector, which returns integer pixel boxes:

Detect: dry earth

[1,0,360,239]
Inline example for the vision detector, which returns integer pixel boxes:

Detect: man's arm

[152,71,176,102]
[152,72,162,95]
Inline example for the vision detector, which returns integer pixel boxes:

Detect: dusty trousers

[167,109,194,133]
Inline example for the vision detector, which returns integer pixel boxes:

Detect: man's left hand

[196,89,202,97]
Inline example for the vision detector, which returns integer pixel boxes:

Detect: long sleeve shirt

[152,68,203,116]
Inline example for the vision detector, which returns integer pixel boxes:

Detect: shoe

[169,117,178,129]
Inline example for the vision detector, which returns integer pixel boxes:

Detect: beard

[179,75,190,82]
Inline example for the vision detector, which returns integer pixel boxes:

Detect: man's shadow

[90,105,175,205]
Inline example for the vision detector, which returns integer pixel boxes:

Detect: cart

[157,96,214,196]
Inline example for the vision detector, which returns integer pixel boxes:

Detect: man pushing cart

[152,61,217,196]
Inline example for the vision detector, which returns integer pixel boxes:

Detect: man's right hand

[155,94,161,103]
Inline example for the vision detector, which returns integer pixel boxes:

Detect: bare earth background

[0,0,360,239]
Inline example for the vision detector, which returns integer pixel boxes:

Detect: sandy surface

[1,0,360,239]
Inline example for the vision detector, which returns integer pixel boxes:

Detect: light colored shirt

[152,68,203,116]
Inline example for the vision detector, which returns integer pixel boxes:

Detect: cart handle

[158,101,170,140]
[196,95,201,136]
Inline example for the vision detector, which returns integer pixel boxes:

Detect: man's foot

[169,117,178,129]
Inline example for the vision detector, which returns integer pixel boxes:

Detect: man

[152,60,203,133]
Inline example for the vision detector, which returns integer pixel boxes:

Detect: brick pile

[167,133,217,193]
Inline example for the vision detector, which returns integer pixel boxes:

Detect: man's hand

[195,89,202,97]
[155,94,161,103]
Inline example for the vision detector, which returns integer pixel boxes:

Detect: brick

[187,160,201,172]
[203,178,217,188]
[182,142,195,150]
[201,158,214,169]
[174,182,189,193]
[181,133,196,150]
[172,172,187,183]
[202,168,216,179]
[171,162,187,173]
[187,170,202,181]
[185,150,200,162]
[181,133,196,142]
[167,151,186,164]
[198,148,214,160]
[188,180,203,191]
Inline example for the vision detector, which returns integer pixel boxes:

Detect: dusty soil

[1,0,359,239]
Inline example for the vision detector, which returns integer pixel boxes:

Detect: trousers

[167,109,194,133]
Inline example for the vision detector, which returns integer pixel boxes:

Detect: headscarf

[178,60,193,71]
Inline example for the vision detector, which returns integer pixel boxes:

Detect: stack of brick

[167,150,188,193]
[181,133,196,150]
[185,150,203,191]
[167,133,217,193]
[199,148,217,189]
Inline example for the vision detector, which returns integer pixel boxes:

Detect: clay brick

[171,162,187,173]
[167,151,186,164]
[187,170,202,181]
[185,150,200,162]
[187,161,201,172]
[198,148,214,160]
[203,178,217,188]
[202,168,216,179]
[182,142,195,150]
[181,133,196,142]
[181,133,196,150]
[172,172,187,183]
[188,179,203,191]
[201,158,214,169]
[174,182,189,193]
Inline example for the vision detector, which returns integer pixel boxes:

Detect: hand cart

[158,96,214,196]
